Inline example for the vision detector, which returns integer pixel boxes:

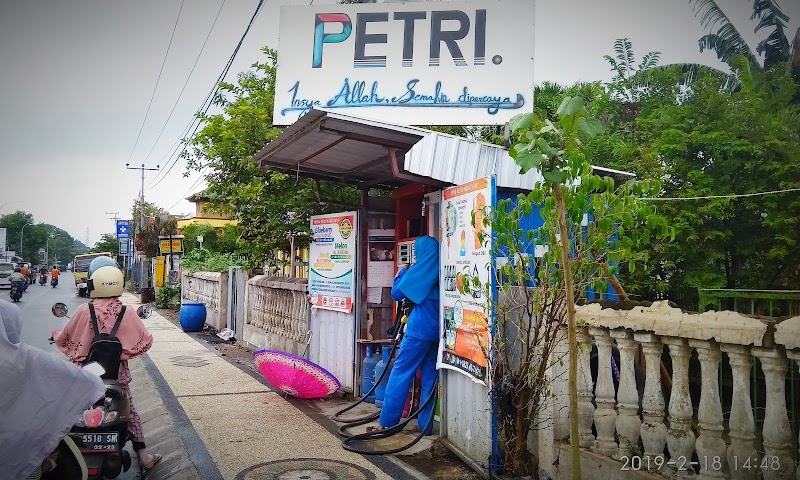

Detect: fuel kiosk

[253,108,633,469]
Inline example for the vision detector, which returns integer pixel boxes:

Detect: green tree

[590,38,800,306]
[679,0,800,96]
[92,233,120,255]
[185,48,360,267]
[131,200,177,258]
[0,211,88,264]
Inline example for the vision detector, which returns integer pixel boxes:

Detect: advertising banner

[116,220,130,239]
[158,236,184,254]
[0,228,6,258]
[273,0,534,126]
[438,177,494,384]
[309,211,358,313]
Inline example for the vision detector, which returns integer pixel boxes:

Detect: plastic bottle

[373,344,394,407]
[361,346,380,403]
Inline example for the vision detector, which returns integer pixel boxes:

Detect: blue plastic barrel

[179,303,207,332]
[373,344,394,407]
[361,346,380,403]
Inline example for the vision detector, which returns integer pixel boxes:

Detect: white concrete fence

[181,271,308,355]
[241,275,309,356]
[181,271,228,331]
[538,301,800,480]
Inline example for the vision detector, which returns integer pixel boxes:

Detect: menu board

[438,177,494,384]
[309,211,357,313]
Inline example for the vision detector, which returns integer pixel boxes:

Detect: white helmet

[88,265,124,298]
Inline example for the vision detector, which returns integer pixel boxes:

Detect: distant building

[177,191,238,231]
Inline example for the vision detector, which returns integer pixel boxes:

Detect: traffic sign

[116,220,130,239]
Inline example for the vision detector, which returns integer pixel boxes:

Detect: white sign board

[0,228,6,258]
[438,177,494,384]
[273,0,534,126]
[309,211,358,313]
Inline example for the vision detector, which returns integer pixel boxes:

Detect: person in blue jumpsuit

[378,235,440,434]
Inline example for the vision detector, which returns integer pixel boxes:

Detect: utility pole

[106,211,123,269]
[127,163,159,291]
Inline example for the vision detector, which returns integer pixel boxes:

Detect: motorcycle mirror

[137,304,153,319]
[51,303,68,318]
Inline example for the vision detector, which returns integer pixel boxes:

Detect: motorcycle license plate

[76,432,118,453]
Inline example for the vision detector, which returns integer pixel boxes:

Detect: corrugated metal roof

[254,109,634,189]
[403,129,546,189]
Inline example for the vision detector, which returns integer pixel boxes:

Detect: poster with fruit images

[438,177,494,384]
[309,211,357,313]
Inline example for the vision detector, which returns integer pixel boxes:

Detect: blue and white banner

[116,220,131,239]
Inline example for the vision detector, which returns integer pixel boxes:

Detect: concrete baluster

[591,327,617,456]
[576,328,595,448]
[752,348,796,480]
[634,333,667,472]
[663,337,696,478]
[610,329,640,460]
[689,340,727,480]
[721,344,757,480]
[787,352,800,480]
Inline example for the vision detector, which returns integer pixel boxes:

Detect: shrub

[156,283,181,309]
[180,248,239,273]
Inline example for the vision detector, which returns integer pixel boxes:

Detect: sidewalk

[123,292,426,480]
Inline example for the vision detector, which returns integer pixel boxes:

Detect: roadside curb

[128,358,203,480]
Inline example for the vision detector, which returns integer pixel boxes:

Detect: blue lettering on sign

[281,78,524,116]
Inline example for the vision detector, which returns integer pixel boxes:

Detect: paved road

[12,270,85,353]
[7,273,160,480]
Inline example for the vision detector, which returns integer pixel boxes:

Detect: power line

[641,187,800,201]
[124,0,186,166]
[169,168,209,211]
[150,0,266,193]
[141,0,228,169]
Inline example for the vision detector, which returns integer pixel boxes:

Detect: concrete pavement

[122,291,427,480]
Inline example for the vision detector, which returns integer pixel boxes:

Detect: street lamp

[45,233,61,267]
[19,222,31,258]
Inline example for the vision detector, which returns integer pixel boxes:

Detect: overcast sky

[1,0,797,247]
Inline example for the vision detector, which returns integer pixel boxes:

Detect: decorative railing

[546,302,800,480]
[244,276,308,345]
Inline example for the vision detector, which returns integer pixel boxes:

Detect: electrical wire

[168,167,209,211]
[640,187,800,201]
[142,0,228,170]
[149,0,266,194]
[124,0,186,166]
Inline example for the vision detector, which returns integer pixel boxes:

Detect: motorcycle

[10,280,25,302]
[51,277,58,288]
[40,273,47,285]
[49,302,152,480]
[30,360,108,480]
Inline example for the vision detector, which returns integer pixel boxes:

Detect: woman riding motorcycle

[52,258,162,471]
[0,298,106,479]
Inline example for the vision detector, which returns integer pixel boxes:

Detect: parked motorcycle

[51,277,58,288]
[40,273,47,285]
[50,302,152,480]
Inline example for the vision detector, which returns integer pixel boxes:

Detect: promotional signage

[158,236,184,254]
[0,228,6,258]
[116,220,130,239]
[438,177,495,384]
[309,211,357,313]
[273,0,534,126]
[119,238,130,255]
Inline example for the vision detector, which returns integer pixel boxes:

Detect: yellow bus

[73,252,113,297]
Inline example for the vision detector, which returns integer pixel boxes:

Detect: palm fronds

[690,0,760,67]
[751,0,791,67]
